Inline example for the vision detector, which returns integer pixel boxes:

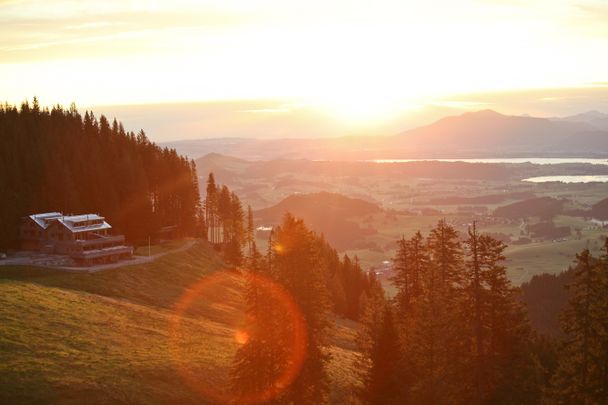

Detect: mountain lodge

[20,212,132,265]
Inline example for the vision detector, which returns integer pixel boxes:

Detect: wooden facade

[20,212,132,266]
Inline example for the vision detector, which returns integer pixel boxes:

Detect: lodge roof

[27,212,112,233]
[29,212,63,229]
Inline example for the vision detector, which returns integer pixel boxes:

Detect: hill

[554,110,608,131]
[0,242,361,403]
[494,197,565,219]
[171,110,608,160]
[255,192,381,251]
[591,197,608,220]
[255,192,381,221]
[390,109,602,156]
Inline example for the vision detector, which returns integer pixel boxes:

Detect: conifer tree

[463,223,543,403]
[271,214,331,404]
[232,215,333,404]
[599,239,608,402]
[392,232,428,317]
[231,242,285,401]
[247,205,254,255]
[218,185,232,243]
[205,173,218,243]
[409,220,466,403]
[363,305,402,405]
[225,191,244,265]
[464,221,486,401]
[546,248,607,404]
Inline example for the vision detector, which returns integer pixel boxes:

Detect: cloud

[0,4,248,63]
[240,108,292,114]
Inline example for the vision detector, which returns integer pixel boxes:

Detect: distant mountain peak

[466,109,503,117]
[579,110,607,118]
[555,110,608,131]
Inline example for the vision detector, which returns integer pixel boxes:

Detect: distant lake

[522,175,608,183]
[369,158,608,165]
[590,218,608,226]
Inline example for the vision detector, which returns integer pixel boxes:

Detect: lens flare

[234,330,249,345]
[168,270,307,404]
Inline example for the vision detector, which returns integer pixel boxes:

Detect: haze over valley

[3,0,608,403]
[165,109,608,160]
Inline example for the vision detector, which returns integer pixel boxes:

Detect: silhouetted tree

[0,101,201,249]
[546,247,608,404]
[363,305,402,404]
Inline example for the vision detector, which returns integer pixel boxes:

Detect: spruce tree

[272,214,331,404]
[205,173,218,243]
[409,220,466,403]
[231,242,286,402]
[547,248,607,404]
[247,205,254,255]
[363,305,402,404]
[464,221,486,401]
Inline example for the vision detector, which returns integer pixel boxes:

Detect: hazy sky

[2,0,608,139]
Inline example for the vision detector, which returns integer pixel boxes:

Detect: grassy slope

[0,241,361,404]
[133,239,191,256]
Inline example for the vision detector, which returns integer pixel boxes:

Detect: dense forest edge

[0,99,202,249]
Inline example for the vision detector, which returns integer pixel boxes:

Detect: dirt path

[1,240,198,273]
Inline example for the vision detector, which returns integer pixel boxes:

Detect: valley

[196,153,608,286]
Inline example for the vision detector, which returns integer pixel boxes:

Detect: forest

[226,209,608,404]
[0,99,202,249]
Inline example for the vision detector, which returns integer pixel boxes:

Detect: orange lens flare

[234,330,249,345]
[168,270,307,404]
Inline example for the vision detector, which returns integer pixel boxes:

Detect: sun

[312,94,421,127]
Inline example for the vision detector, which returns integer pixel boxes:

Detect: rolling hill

[494,197,566,220]
[0,242,361,404]
[591,196,608,220]
[255,192,381,251]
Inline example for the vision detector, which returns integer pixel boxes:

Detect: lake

[369,158,608,165]
[522,175,608,183]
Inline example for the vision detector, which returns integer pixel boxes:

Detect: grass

[326,317,363,403]
[505,230,606,283]
[0,240,362,404]
[134,239,190,256]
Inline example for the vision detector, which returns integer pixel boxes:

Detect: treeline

[203,173,249,265]
[358,220,543,404]
[358,222,608,404]
[542,244,608,403]
[202,174,377,322]
[521,269,574,336]
[231,214,383,403]
[0,99,201,248]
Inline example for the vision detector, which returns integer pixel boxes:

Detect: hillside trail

[6,239,199,273]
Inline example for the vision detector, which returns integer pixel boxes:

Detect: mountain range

[163,110,608,160]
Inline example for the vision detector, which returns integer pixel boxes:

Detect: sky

[2,0,608,140]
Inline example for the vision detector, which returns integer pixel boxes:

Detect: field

[0,241,361,404]
[200,156,608,287]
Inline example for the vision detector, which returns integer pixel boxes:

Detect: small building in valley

[20,212,132,265]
